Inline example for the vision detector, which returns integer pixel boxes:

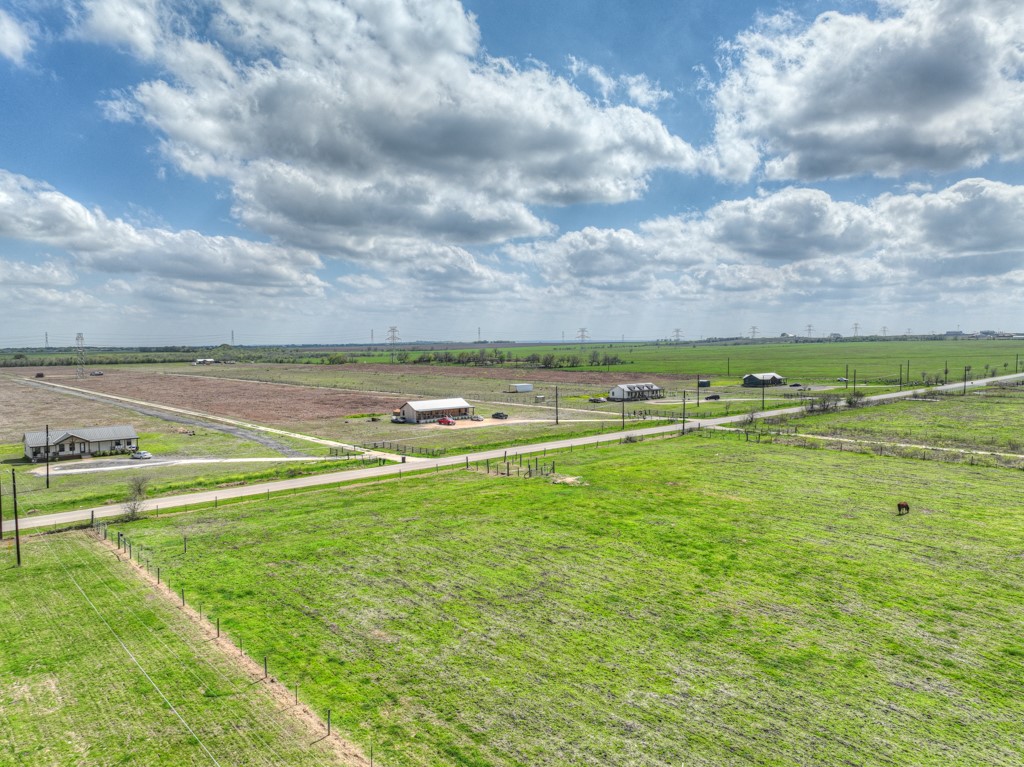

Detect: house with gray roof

[23,425,139,462]
[608,382,665,402]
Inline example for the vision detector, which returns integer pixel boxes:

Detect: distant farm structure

[742,372,786,387]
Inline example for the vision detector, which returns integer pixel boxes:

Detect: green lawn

[0,532,349,766]
[76,433,1024,766]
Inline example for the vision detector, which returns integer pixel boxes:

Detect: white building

[396,398,474,424]
[608,383,665,402]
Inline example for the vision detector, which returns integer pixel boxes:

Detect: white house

[396,398,474,424]
[608,383,665,402]
[23,425,139,462]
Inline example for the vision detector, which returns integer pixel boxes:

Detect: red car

[438,417,456,425]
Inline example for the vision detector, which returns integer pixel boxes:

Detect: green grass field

[789,385,1024,457]
[0,532,350,766]
[64,433,1024,766]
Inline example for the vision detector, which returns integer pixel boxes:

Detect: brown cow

[897,501,910,515]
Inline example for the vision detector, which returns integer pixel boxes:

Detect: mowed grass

[791,385,1024,456]
[0,532,349,767]
[90,435,1024,766]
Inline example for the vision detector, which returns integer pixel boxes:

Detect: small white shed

[506,383,534,393]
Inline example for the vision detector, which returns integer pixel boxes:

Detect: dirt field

[12,368,405,425]
[0,374,148,443]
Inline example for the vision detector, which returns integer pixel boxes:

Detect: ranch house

[23,425,139,462]
[397,398,474,424]
[608,382,665,402]
[742,372,786,387]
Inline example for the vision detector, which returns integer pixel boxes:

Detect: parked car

[789,382,802,387]
[589,397,607,403]
[491,412,509,419]
[837,377,848,382]
[89,371,104,376]
[705,394,720,400]
[130,451,152,460]
[470,415,484,421]
[438,417,456,425]
[391,416,406,423]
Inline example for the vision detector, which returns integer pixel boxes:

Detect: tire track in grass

[42,534,225,767]
[53,533,341,767]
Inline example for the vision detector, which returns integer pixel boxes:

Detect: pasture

[63,433,1024,766]
[782,384,1024,463]
[0,532,356,766]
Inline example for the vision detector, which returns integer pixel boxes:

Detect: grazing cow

[897,501,910,515]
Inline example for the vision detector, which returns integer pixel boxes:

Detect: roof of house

[23,425,138,449]
[401,398,472,412]
[744,372,784,380]
[612,382,662,390]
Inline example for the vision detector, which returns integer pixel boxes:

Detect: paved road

[14,372,1022,532]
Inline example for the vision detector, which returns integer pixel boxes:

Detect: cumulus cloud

[506,178,1024,309]
[0,9,34,65]
[72,0,696,252]
[0,170,327,295]
[570,58,671,108]
[709,0,1024,181]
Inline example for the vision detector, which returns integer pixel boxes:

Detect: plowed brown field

[13,368,404,424]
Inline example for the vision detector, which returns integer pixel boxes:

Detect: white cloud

[0,257,76,287]
[0,169,327,295]
[0,9,34,65]
[76,0,695,252]
[710,0,1024,181]
[570,57,672,108]
[506,178,1024,310]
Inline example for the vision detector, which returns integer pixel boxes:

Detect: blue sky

[1,0,1023,346]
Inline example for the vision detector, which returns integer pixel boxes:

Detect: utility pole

[672,328,682,343]
[45,331,49,349]
[45,425,50,489]
[555,386,559,425]
[386,326,400,363]
[805,324,813,338]
[12,470,21,567]
[845,363,849,388]
[881,326,887,337]
[899,364,903,392]
[75,332,85,379]
[852,322,860,337]
[750,325,758,339]
[576,327,589,348]
[231,329,235,345]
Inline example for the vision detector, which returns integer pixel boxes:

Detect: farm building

[742,372,787,387]
[397,398,474,424]
[23,425,139,462]
[506,383,534,393]
[608,383,665,402]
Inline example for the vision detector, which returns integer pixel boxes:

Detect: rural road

[14,372,1023,532]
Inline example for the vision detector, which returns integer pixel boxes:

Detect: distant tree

[541,354,557,368]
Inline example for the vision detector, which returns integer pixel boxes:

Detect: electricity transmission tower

[672,328,682,343]
[852,322,860,337]
[805,324,813,338]
[386,326,400,363]
[750,326,758,339]
[576,327,589,347]
[75,333,85,378]
[881,326,887,337]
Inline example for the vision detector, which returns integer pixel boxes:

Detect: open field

[0,532,356,766]
[774,384,1024,462]
[12,367,405,423]
[59,434,1024,766]
[331,339,1024,382]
